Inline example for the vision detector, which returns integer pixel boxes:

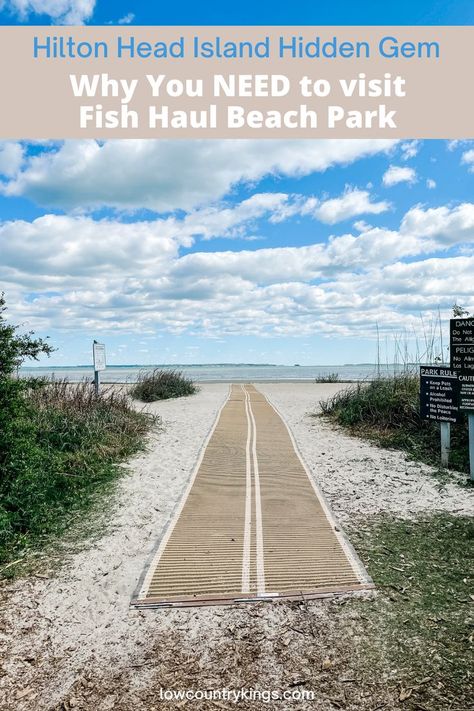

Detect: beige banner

[0,26,472,138]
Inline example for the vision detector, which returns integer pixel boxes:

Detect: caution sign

[420,367,461,423]
[458,373,474,412]
[450,318,474,373]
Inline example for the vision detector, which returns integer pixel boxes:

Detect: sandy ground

[1,383,473,711]
[258,383,473,521]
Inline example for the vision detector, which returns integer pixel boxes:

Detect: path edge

[259,388,374,588]
[131,385,232,605]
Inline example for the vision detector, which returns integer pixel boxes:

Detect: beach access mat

[132,384,373,608]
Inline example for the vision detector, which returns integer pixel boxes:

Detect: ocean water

[19,363,408,383]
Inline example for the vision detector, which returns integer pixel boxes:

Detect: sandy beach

[1,382,473,710]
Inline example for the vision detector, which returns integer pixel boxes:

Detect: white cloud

[171,188,390,234]
[426,179,436,189]
[447,140,461,151]
[353,220,372,232]
[400,140,420,160]
[0,192,390,290]
[118,12,134,24]
[461,149,474,172]
[448,140,473,153]
[311,188,390,224]
[0,142,23,177]
[1,0,95,23]
[3,201,474,339]
[400,203,474,245]
[382,165,417,187]
[0,214,185,285]
[2,139,398,212]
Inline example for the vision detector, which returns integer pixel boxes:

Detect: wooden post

[440,421,450,467]
[94,367,100,396]
[469,414,474,481]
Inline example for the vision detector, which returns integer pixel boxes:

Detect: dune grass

[0,379,153,573]
[131,368,198,402]
[319,374,471,476]
[314,372,341,383]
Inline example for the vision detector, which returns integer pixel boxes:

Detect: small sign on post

[450,319,474,480]
[420,366,460,468]
[93,340,106,395]
[450,318,474,374]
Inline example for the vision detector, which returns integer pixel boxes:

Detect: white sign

[93,341,106,371]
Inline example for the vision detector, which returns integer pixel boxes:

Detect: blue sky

[0,2,473,366]
[1,1,474,26]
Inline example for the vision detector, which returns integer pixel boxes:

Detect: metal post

[440,421,450,467]
[94,368,100,396]
[469,414,474,481]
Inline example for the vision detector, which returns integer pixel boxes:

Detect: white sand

[258,382,474,521]
[1,382,473,710]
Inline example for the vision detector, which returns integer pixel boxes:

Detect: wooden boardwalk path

[133,384,372,607]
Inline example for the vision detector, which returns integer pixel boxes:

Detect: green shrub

[0,294,154,571]
[0,291,54,376]
[131,369,197,402]
[320,374,419,426]
[314,372,341,383]
[320,375,470,474]
[0,380,152,568]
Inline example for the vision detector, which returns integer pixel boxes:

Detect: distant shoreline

[19,362,410,384]
[22,363,380,369]
[104,378,360,384]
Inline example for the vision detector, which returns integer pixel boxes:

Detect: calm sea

[19,363,408,383]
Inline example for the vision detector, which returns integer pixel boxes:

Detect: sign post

[458,372,474,480]
[440,422,451,467]
[419,366,460,467]
[469,415,474,481]
[450,318,474,480]
[418,320,474,478]
[92,340,106,395]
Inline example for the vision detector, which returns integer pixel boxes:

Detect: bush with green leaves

[131,368,197,402]
[0,294,152,569]
[2,381,151,561]
[314,372,341,383]
[0,292,54,377]
[320,374,470,475]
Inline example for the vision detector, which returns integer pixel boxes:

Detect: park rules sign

[419,367,460,424]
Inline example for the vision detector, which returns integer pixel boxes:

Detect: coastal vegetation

[317,310,473,705]
[131,368,198,402]
[0,294,152,573]
[319,374,471,476]
[314,372,341,383]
